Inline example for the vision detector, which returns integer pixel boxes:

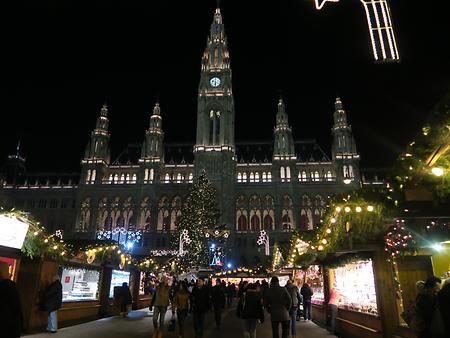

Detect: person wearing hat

[191,277,211,338]
[0,261,23,338]
[211,278,226,330]
[264,276,292,338]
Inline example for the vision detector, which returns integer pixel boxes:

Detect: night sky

[3,0,450,173]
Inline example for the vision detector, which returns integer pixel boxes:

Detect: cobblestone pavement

[24,307,335,338]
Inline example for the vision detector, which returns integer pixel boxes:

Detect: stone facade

[0,7,369,265]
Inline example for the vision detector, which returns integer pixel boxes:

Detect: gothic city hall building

[0,7,365,264]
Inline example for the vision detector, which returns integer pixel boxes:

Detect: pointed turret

[83,103,111,163]
[141,102,164,161]
[331,97,360,185]
[273,97,296,160]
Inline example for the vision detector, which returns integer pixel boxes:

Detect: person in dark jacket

[300,282,313,321]
[438,277,450,338]
[44,274,63,333]
[264,277,292,338]
[211,278,226,329]
[120,282,133,317]
[0,261,22,338]
[238,283,264,338]
[416,276,441,338]
[191,277,211,338]
[285,279,301,337]
[226,282,236,307]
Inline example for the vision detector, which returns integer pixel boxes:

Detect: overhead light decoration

[314,0,400,62]
[314,0,339,10]
[431,167,444,177]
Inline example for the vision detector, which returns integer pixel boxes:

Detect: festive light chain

[287,202,378,266]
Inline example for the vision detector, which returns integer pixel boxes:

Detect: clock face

[210,77,221,87]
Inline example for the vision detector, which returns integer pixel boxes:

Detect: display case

[109,270,130,298]
[331,259,378,316]
[61,267,100,302]
[306,265,325,305]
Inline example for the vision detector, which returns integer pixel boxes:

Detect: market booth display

[0,213,29,281]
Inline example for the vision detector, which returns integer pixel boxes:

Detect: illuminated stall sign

[109,270,131,298]
[0,214,29,249]
[61,268,100,302]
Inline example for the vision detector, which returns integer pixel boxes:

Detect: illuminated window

[280,167,285,182]
[314,171,320,182]
[91,170,96,183]
[267,172,272,182]
[237,173,242,182]
[286,167,291,181]
[144,169,149,181]
[326,171,333,181]
[262,172,267,182]
[242,172,247,182]
[176,173,182,183]
[255,172,260,182]
[132,174,137,183]
[165,173,170,183]
[250,172,255,183]
[150,168,154,181]
[188,173,193,182]
[86,169,91,183]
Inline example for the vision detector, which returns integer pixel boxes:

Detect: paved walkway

[24,307,335,338]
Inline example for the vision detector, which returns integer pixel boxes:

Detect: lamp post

[257,230,270,256]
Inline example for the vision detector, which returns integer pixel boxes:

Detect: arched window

[242,172,247,182]
[150,168,154,181]
[122,197,134,229]
[164,173,170,183]
[263,214,273,230]
[262,172,267,182]
[280,167,285,182]
[97,197,108,230]
[111,197,120,228]
[286,167,291,181]
[176,173,182,183]
[120,174,125,184]
[282,213,291,230]
[78,198,91,231]
[267,172,272,182]
[171,196,182,231]
[188,173,193,182]
[237,214,248,231]
[326,171,333,181]
[144,169,149,181]
[250,172,255,182]
[86,169,91,183]
[139,197,151,231]
[91,170,96,183]
[314,171,320,182]
[250,214,260,231]
[237,173,242,182]
[157,197,170,231]
[132,173,137,183]
[349,165,354,178]
[126,173,130,183]
[109,174,113,184]
[114,174,119,183]
[255,172,260,182]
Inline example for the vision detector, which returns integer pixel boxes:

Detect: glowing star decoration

[314,0,400,62]
[360,0,399,62]
[314,0,339,10]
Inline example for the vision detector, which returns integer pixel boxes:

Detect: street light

[431,167,444,177]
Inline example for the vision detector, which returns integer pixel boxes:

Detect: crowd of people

[145,275,315,338]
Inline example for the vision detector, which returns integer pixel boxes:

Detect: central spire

[201,4,229,71]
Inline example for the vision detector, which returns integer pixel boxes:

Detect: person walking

[173,281,190,338]
[300,282,313,321]
[152,276,171,338]
[416,276,442,338]
[285,279,301,337]
[43,274,63,333]
[237,283,264,338]
[0,261,23,338]
[211,278,226,329]
[264,276,292,338]
[226,282,235,307]
[437,277,450,338]
[327,284,342,335]
[119,282,132,317]
[191,277,211,338]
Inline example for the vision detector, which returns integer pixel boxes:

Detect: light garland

[257,230,270,256]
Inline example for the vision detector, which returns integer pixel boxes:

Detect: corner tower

[194,6,236,230]
[331,97,360,186]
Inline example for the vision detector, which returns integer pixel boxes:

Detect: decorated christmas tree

[174,171,221,270]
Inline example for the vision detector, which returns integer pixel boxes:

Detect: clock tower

[194,6,236,231]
